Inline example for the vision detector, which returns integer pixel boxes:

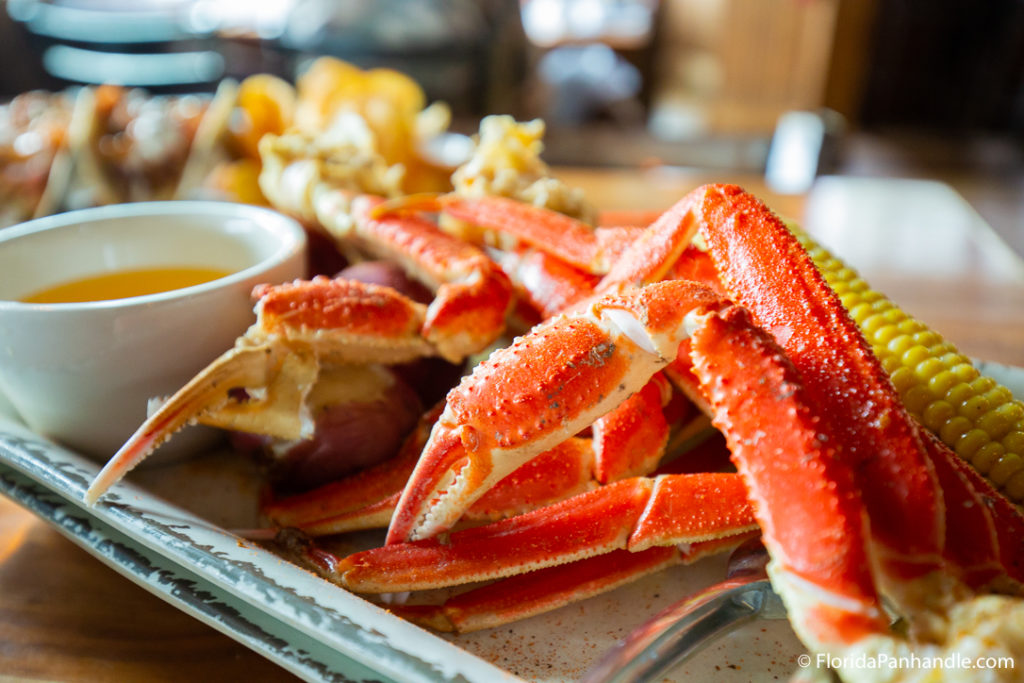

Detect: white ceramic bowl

[0,201,307,461]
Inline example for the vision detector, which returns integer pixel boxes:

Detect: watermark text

[796,652,1014,673]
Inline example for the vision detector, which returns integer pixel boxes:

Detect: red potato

[259,365,424,495]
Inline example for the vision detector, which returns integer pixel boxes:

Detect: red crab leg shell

[295,494,400,536]
[436,195,605,273]
[390,529,760,634]
[924,430,1024,590]
[489,246,599,320]
[394,547,681,633]
[689,304,888,649]
[592,375,671,483]
[663,345,713,416]
[697,183,943,576]
[680,531,763,564]
[629,472,756,552]
[85,277,434,505]
[349,478,656,592]
[464,437,598,522]
[336,473,754,594]
[386,280,727,543]
[254,276,434,364]
[664,245,726,294]
[345,196,513,362]
[917,431,1003,588]
[596,208,663,228]
[593,225,648,266]
[594,190,701,291]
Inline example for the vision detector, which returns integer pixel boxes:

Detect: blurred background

[1,0,1022,253]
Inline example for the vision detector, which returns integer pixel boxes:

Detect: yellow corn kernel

[904,385,936,415]
[873,324,902,346]
[950,362,979,383]
[971,376,997,394]
[1004,470,1024,500]
[796,225,1024,501]
[896,317,921,334]
[941,416,973,444]
[927,370,960,398]
[887,336,917,356]
[983,386,1013,407]
[926,342,956,358]
[860,313,889,336]
[955,428,991,460]
[921,400,956,432]
[958,395,991,420]
[889,366,918,393]
[1004,431,1024,454]
[970,441,1005,474]
[841,294,862,311]
[989,453,1024,487]
[912,330,943,347]
[945,383,976,408]
[882,308,906,325]
[914,358,946,383]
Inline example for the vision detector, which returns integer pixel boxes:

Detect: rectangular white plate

[0,398,808,682]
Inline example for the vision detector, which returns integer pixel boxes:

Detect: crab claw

[85,277,433,505]
[385,279,727,543]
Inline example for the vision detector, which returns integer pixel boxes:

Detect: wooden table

[2,171,1022,681]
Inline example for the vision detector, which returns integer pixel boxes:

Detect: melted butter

[21,266,232,303]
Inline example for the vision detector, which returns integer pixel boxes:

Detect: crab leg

[392,547,684,633]
[382,194,651,278]
[689,305,888,648]
[347,291,879,636]
[687,194,1024,672]
[487,246,600,322]
[695,184,944,581]
[85,278,432,504]
[380,183,1024,646]
[681,185,1024,591]
[386,279,727,543]
[390,531,760,634]
[920,430,1024,590]
[428,194,611,273]
[310,472,755,593]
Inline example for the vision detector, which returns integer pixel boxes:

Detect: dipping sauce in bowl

[0,201,307,462]
[20,266,234,303]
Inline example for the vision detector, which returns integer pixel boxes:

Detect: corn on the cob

[792,228,1024,502]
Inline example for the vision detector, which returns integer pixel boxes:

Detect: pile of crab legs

[85,140,1024,681]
